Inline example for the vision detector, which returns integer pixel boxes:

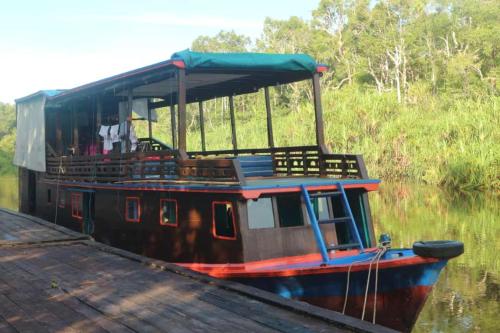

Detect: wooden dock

[0,208,397,333]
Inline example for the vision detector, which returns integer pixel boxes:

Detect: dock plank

[0,208,397,333]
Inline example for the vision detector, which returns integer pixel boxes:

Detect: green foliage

[191,30,251,52]
[175,87,498,192]
[0,102,16,175]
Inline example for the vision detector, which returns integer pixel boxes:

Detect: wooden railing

[45,145,367,184]
[45,150,243,184]
[188,146,368,179]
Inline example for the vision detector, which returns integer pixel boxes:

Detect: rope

[342,249,379,314]
[372,247,386,324]
[361,247,387,321]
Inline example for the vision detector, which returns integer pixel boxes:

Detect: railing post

[312,73,326,148]
[229,96,238,152]
[198,101,206,152]
[264,87,274,148]
[170,105,177,149]
[177,68,187,152]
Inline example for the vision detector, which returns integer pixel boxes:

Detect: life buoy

[413,240,464,259]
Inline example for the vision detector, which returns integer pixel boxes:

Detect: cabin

[15,50,379,264]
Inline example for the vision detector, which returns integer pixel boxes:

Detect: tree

[191,30,251,52]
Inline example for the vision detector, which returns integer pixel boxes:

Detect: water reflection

[0,176,497,331]
[0,176,18,211]
[370,182,499,332]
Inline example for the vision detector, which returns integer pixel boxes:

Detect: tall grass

[138,87,499,192]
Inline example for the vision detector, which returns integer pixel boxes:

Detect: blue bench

[236,155,274,178]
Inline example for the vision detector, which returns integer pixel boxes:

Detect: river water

[0,176,497,332]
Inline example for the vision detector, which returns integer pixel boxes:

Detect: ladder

[301,182,364,264]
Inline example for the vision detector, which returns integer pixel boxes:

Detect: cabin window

[330,189,372,248]
[47,189,52,204]
[276,194,304,227]
[312,197,330,222]
[247,198,275,229]
[159,199,177,226]
[125,197,141,223]
[212,202,236,240]
[71,193,82,219]
[58,190,66,208]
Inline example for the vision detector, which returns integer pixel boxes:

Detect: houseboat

[14,50,463,332]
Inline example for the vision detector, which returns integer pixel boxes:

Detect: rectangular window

[276,194,304,227]
[159,199,178,226]
[58,190,65,208]
[212,201,236,240]
[47,189,52,204]
[310,197,330,223]
[125,197,141,223]
[71,193,82,220]
[248,198,275,229]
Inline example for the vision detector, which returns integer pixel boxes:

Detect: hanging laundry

[98,125,113,151]
[130,123,138,152]
[110,124,120,143]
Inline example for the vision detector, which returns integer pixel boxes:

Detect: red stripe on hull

[300,285,433,332]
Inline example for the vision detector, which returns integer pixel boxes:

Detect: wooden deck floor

[0,208,397,333]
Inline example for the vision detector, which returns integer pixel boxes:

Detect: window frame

[58,190,66,208]
[71,192,82,220]
[159,198,178,227]
[211,201,237,240]
[125,196,141,223]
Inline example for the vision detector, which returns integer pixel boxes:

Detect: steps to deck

[301,182,365,264]
[0,208,395,333]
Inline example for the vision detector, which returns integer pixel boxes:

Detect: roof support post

[170,105,177,149]
[125,89,133,152]
[71,103,79,155]
[96,95,102,151]
[264,87,274,148]
[312,73,325,148]
[198,101,206,152]
[177,68,187,152]
[147,100,152,144]
[55,110,63,155]
[228,96,238,152]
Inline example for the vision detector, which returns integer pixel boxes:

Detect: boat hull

[233,259,446,332]
[181,251,447,332]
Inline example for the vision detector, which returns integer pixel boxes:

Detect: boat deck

[0,208,396,333]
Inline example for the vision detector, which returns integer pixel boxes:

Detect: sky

[0,0,318,103]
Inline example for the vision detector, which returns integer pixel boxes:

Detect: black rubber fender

[413,240,464,259]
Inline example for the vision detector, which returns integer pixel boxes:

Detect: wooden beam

[198,101,206,152]
[71,104,79,155]
[147,100,152,144]
[264,87,274,148]
[96,95,102,151]
[170,105,177,149]
[55,110,63,155]
[312,73,325,147]
[229,96,238,151]
[126,89,133,152]
[177,68,187,151]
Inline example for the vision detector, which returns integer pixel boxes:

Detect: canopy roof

[172,50,318,73]
[18,51,325,105]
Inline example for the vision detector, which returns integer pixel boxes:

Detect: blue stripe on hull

[234,260,447,299]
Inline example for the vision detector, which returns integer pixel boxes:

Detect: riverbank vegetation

[1,0,498,191]
[184,0,499,192]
